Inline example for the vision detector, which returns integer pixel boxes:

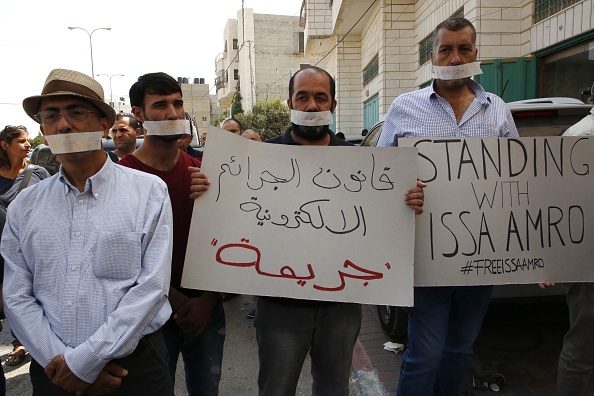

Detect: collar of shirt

[429,78,491,106]
[58,155,113,199]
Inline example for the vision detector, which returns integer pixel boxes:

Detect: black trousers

[30,329,173,396]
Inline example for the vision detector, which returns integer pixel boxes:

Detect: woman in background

[0,125,50,388]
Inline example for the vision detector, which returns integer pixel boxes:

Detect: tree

[231,81,244,117]
[234,98,290,140]
[213,112,227,128]
[29,134,45,149]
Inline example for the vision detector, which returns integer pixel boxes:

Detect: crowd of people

[0,16,590,396]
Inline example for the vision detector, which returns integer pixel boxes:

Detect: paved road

[1,294,355,395]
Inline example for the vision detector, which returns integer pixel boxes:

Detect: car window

[511,107,592,137]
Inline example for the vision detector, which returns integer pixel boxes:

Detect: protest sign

[182,126,419,306]
[400,136,594,286]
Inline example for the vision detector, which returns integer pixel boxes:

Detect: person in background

[178,112,203,158]
[554,97,594,396]
[200,131,207,147]
[378,17,518,396]
[0,125,51,370]
[361,128,368,136]
[222,118,243,135]
[109,113,141,161]
[3,68,174,395]
[241,129,262,142]
[335,132,346,140]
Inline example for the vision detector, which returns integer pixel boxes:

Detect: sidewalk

[351,305,401,395]
[351,301,594,396]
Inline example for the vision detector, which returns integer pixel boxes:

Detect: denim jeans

[162,304,226,396]
[557,282,594,396]
[398,286,493,396]
[254,297,362,396]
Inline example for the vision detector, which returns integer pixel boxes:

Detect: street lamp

[97,73,124,108]
[68,26,111,78]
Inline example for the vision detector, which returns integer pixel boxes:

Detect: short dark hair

[223,118,243,131]
[115,112,141,130]
[289,66,336,103]
[432,17,476,52]
[129,72,182,110]
[0,125,28,170]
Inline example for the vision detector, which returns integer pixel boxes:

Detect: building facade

[301,0,594,137]
[215,8,317,116]
[179,77,211,138]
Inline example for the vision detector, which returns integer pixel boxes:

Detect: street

[1,294,588,395]
[0,294,355,395]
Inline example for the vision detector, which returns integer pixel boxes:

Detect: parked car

[362,98,593,341]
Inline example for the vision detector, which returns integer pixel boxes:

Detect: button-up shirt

[378,79,518,147]
[2,158,173,383]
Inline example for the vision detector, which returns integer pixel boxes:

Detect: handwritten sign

[182,126,419,306]
[400,137,594,286]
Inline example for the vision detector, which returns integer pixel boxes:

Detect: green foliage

[234,98,290,140]
[231,82,244,117]
[29,134,45,149]
[213,112,227,127]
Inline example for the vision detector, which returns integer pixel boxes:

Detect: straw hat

[23,69,116,125]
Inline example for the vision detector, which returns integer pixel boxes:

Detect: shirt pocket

[92,231,142,280]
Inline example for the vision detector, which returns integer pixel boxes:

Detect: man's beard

[292,123,330,141]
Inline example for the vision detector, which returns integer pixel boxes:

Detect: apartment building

[215,8,317,115]
[301,0,594,136]
[179,77,211,138]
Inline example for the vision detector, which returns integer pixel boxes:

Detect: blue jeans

[254,297,361,396]
[162,304,226,396]
[398,286,493,396]
[557,283,594,396]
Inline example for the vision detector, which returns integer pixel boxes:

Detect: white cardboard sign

[182,126,419,306]
[399,136,594,286]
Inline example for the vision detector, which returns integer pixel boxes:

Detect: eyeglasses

[34,108,97,124]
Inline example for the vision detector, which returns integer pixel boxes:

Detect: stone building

[215,8,317,116]
[301,0,594,137]
[179,77,211,139]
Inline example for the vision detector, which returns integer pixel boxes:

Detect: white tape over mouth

[432,62,483,80]
[290,110,334,127]
[143,120,191,136]
[45,131,103,154]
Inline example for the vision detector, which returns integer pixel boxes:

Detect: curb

[351,338,385,396]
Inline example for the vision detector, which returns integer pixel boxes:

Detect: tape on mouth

[432,62,482,80]
[290,110,333,126]
[45,131,103,154]
[143,120,191,136]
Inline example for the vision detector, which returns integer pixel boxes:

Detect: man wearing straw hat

[2,68,174,395]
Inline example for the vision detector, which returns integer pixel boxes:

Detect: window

[202,117,208,122]
[234,69,239,80]
[419,8,463,65]
[534,0,579,23]
[224,40,227,53]
[363,55,379,86]
[300,63,310,70]
[233,39,238,49]
[298,32,305,53]
[419,35,433,65]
